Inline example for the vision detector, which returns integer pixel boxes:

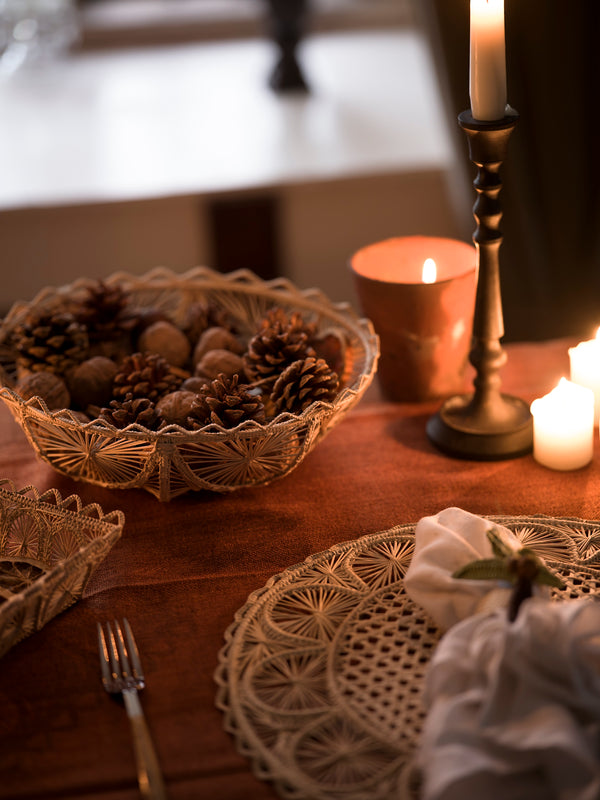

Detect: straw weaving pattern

[216,516,600,800]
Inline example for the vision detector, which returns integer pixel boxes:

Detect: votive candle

[569,328,600,419]
[349,236,477,401]
[530,378,594,471]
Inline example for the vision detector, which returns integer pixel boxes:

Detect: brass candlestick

[426,108,533,459]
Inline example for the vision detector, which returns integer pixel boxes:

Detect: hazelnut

[181,376,209,393]
[68,357,118,410]
[138,321,191,368]
[193,326,244,366]
[156,390,197,427]
[89,335,132,364]
[195,350,244,380]
[15,371,70,410]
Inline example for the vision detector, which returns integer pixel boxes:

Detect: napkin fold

[419,598,600,800]
[403,507,522,630]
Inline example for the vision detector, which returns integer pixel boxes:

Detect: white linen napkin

[419,597,600,800]
[403,507,522,630]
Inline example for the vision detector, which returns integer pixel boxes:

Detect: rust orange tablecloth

[0,338,598,800]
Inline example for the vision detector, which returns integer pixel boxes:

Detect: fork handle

[123,688,168,800]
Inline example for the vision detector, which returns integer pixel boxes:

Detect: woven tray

[0,479,124,657]
[215,515,600,800]
[0,267,378,501]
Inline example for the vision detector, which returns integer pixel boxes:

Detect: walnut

[194,349,245,380]
[156,390,197,427]
[138,321,191,368]
[68,356,118,410]
[192,326,244,366]
[15,371,70,410]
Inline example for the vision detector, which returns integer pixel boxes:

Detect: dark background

[420,0,600,341]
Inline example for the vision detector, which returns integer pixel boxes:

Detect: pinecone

[100,394,163,430]
[270,357,339,415]
[12,310,89,375]
[187,373,265,429]
[74,281,167,353]
[112,352,183,402]
[244,308,316,385]
[74,281,135,342]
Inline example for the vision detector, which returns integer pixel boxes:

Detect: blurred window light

[79,0,413,49]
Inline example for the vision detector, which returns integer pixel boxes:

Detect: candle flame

[595,327,600,341]
[422,258,437,284]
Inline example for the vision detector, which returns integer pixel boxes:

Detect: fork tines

[97,618,145,692]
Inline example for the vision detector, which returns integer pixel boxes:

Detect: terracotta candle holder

[350,235,477,402]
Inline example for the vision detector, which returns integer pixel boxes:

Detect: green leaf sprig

[452,527,565,622]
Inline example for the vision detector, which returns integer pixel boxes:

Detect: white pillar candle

[470,0,507,121]
[530,378,594,471]
[569,328,600,420]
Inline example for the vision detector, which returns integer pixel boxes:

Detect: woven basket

[0,479,124,658]
[0,267,379,501]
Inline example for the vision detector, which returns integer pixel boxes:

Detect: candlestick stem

[427,109,533,459]
[266,0,309,92]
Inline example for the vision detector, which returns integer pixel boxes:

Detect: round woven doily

[215,516,600,800]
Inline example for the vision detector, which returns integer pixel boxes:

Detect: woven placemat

[215,515,600,799]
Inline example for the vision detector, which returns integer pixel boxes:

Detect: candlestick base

[427,393,533,460]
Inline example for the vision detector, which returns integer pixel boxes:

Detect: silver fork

[97,618,168,800]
